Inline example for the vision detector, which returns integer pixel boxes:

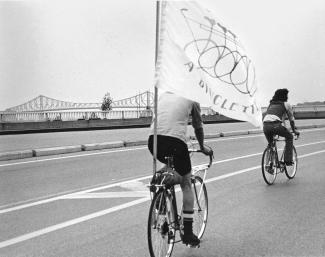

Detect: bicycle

[147,147,213,257]
[261,134,299,185]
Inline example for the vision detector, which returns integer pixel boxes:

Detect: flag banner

[155,1,262,127]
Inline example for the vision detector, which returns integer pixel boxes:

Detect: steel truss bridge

[5,91,154,112]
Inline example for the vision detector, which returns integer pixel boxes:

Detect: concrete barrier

[248,129,263,134]
[0,150,33,161]
[204,133,222,139]
[124,140,148,147]
[297,125,317,130]
[190,133,221,140]
[33,145,82,157]
[81,141,124,151]
[220,130,249,137]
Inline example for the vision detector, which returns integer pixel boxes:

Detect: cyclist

[263,88,300,165]
[148,91,212,247]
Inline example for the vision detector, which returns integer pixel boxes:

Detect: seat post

[165,156,173,169]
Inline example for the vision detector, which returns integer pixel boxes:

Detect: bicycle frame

[148,149,213,249]
[272,136,293,172]
[262,133,299,185]
[269,140,282,172]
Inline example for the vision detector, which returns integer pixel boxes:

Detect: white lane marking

[203,149,325,185]
[0,175,151,214]
[0,149,324,249]
[0,174,148,210]
[59,192,150,199]
[60,181,150,199]
[0,147,147,168]
[210,139,325,166]
[0,197,150,249]
[119,180,148,191]
[1,127,324,168]
[1,139,325,214]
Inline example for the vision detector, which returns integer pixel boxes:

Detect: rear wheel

[192,176,208,239]
[148,191,175,257]
[285,146,298,179]
[262,147,277,185]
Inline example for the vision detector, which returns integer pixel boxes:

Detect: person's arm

[191,103,213,155]
[285,102,299,135]
[194,127,205,150]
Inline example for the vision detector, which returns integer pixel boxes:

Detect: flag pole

[153,0,161,175]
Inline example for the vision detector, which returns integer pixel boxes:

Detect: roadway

[0,127,325,256]
[1,119,325,153]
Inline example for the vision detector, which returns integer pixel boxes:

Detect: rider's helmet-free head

[272,88,289,102]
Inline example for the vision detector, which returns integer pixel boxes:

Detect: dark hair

[271,88,289,102]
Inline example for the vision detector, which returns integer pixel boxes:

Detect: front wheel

[262,147,277,185]
[192,176,208,239]
[285,146,298,179]
[148,191,175,257]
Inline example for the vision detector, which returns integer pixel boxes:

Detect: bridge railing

[0,105,324,122]
[0,110,153,122]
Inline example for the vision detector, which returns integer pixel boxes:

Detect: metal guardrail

[0,110,153,122]
[0,105,324,122]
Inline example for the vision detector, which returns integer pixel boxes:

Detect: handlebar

[188,148,214,168]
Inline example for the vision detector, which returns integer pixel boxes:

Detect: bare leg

[180,173,194,211]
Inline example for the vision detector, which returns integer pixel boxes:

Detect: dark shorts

[148,135,191,176]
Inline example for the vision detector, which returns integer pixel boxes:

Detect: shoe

[285,161,294,166]
[160,221,169,236]
[265,164,274,175]
[182,233,200,248]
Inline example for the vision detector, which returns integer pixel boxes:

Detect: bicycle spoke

[262,148,277,185]
[148,191,174,257]
[285,146,298,179]
[192,176,208,239]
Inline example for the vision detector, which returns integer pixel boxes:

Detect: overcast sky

[0,0,324,111]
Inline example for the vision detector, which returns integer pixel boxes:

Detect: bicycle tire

[285,146,298,179]
[262,147,277,185]
[192,176,208,239]
[148,191,175,257]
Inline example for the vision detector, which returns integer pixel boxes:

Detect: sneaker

[265,164,274,175]
[285,161,294,166]
[182,233,200,248]
[160,221,169,236]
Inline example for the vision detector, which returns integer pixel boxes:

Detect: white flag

[155,1,262,127]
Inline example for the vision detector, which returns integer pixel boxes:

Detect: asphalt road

[1,119,325,153]
[0,127,325,257]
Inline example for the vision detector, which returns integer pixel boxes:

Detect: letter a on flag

[155,1,262,127]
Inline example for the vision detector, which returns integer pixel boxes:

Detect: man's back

[150,92,196,143]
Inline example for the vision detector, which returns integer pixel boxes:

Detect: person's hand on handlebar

[201,145,213,156]
[294,130,300,137]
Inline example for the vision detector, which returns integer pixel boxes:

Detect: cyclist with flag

[148,91,213,247]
